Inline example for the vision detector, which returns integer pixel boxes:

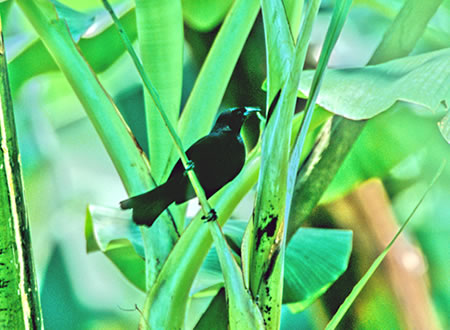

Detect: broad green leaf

[191,247,223,295]
[183,0,233,32]
[298,48,450,120]
[85,205,146,291]
[185,290,220,329]
[283,228,352,308]
[0,1,13,22]
[85,205,144,256]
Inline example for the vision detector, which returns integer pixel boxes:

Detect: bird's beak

[243,107,261,117]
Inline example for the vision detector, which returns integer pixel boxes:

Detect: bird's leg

[201,209,218,222]
[184,160,195,176]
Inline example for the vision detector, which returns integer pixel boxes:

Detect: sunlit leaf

[85,205,145,291]
[298,48,450,120]
[283,228,352,308]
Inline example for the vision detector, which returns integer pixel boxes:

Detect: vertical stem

[102,0,213,217]
[0,20,43,329]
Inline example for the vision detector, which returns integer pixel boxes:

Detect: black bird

[120,107,259,227]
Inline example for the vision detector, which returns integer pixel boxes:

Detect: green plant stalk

[261,0,295,112]
[286,117,366,240]
[132,0,184,286]
[325,162,446,329]
[286,0,352,233]
[0,22,42,329]
[207,220,264,328]
[247,3,321,327]
[134,0,183,181]
[256,0,353,326]
[16,0,152,196]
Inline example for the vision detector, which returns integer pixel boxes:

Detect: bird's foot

[184,160,195,176]
[201,209,218,222]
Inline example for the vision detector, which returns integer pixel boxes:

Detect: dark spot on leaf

[131,134,145,155]
[263,246,281,282]
[255,213,279,248]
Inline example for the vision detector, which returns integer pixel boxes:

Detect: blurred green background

[2,0,449,328]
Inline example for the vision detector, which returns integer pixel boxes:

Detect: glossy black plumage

[120,107,258,227]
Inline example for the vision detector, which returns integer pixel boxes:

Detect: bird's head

[213,107,261,133]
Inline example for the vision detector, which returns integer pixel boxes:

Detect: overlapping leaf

[297,48,450,120]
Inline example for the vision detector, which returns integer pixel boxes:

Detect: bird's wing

[168,134,224,178]
[186,133,224,159]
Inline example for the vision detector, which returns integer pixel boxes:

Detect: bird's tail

[120,182,174,227]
